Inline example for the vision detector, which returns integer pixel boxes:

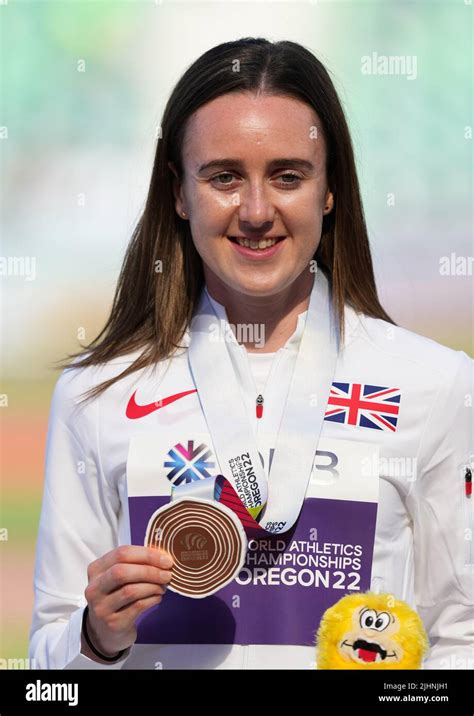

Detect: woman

[29,38,473,670]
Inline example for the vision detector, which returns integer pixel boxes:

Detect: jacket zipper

[462,462,473,568]
[254,349,285,438]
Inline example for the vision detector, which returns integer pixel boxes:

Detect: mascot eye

[359,609,378,629]
[374,612,391,631]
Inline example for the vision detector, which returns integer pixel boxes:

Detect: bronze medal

[145,497,247,598]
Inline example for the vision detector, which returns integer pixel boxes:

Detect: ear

[323,189,334,215]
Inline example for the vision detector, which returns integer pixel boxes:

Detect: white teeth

[233,237,278,249]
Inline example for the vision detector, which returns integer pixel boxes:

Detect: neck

[205,271,314,353]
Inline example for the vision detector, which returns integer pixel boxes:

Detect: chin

[219,270,299,297]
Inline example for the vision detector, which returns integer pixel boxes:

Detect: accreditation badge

[126,430,379,647]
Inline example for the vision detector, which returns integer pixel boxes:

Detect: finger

[100,563,173,595]
[104,594,165,634]
[88,545,174,581]
[106,582,168,613]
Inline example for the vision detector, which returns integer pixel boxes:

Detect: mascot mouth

[352,639,387,663]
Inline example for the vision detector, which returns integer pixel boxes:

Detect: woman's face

[169,92,334,298]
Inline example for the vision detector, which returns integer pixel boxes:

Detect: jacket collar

[177,282,361,355]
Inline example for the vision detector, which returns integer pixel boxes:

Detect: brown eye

[277,173,302,186]
[211,173,236,185]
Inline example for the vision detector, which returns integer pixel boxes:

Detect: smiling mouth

[227,235,286,249]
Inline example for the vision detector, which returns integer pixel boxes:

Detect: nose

[237,181,276,228]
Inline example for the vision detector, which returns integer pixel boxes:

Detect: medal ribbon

[177,267,339,535]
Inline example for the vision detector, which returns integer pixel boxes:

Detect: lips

[227,236,286,244]
[353,639,387,663]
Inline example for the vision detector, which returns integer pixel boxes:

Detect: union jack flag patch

[324,382,401,432]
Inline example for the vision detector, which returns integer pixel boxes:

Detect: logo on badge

[164,440,216,485]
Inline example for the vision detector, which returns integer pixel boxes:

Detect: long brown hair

[56,37,395,404]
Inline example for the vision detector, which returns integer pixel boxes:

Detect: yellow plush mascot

[315,592,429,669]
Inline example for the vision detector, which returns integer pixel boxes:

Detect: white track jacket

[29,286,474,670]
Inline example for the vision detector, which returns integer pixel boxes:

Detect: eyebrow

[197,158,316,173]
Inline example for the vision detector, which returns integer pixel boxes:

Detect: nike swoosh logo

[126,389,197,419]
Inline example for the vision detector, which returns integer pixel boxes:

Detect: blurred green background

[1,0,472,663]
